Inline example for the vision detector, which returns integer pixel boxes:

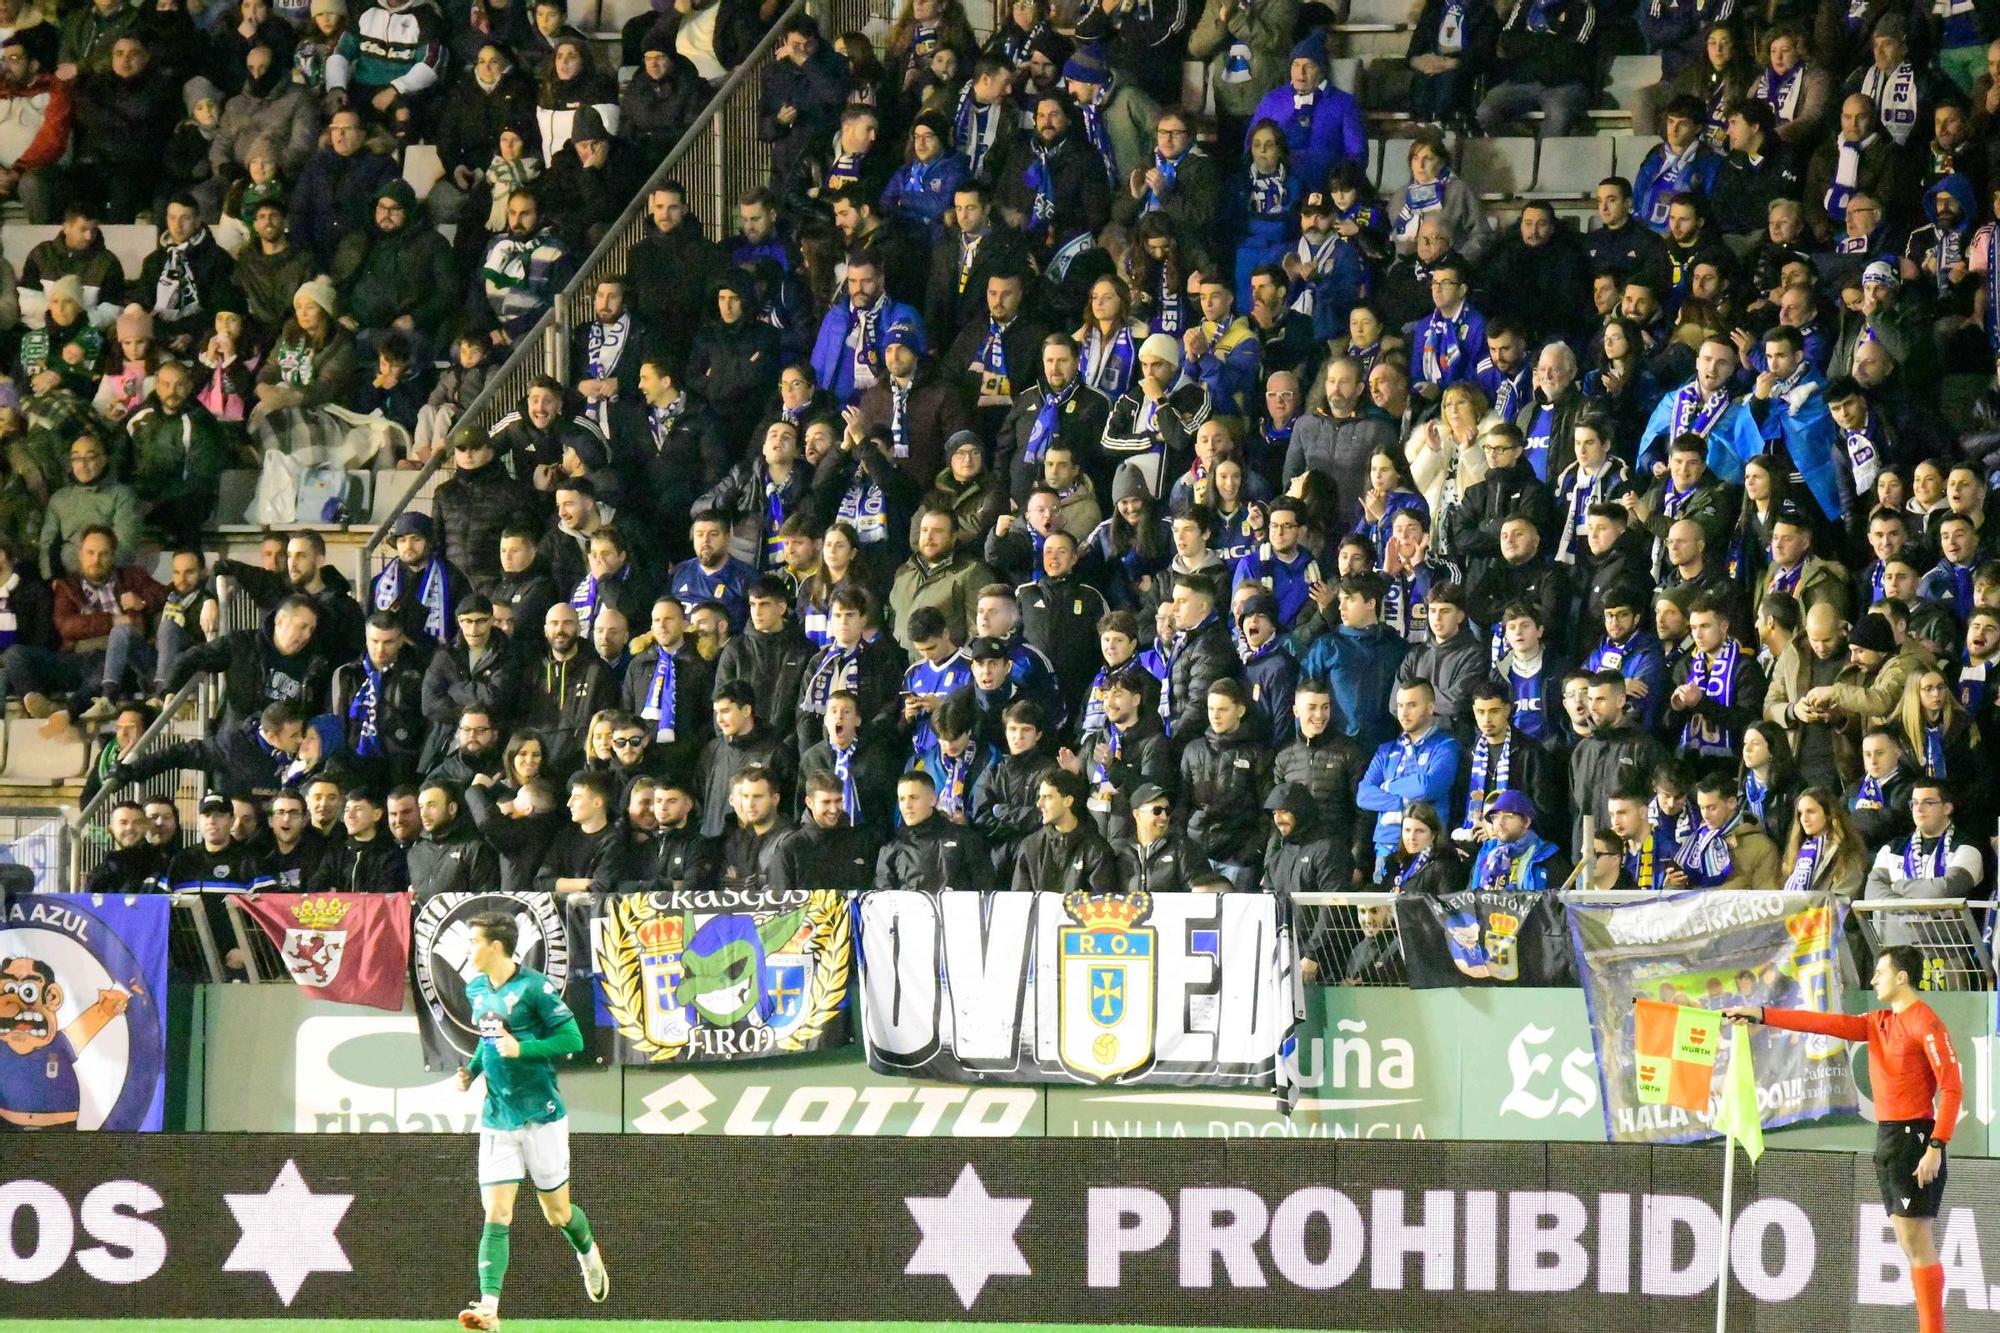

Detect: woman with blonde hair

[1898,667,1981,786]
[884,0,975,94]
[1404,379,1492,516]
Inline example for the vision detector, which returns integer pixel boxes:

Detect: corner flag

[1711,1022,1764,1162]
[1634,998,1723,1113]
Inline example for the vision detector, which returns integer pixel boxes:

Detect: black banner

[9,1132,2000,1329]
[409,891,577,1072]
[1396,889,1574,987]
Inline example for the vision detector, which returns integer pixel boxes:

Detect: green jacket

[122,397,228,529]
[40,476,140,577]
[1185,0,1299,117]
[888,552,998,655]
[332,179,458,342]
[58,2,138,78]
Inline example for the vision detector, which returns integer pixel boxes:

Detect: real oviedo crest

[1057,888,1157,1082]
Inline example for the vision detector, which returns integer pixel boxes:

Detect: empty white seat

[1529,135,1616,197]
[1610,133,1659,179]
[1457,136,1535,199]
[1330,56,1360,95]
[1343,0,1417,25]
[1377,138,1418,196]
[0,720,86,784]
[403,143,443,201]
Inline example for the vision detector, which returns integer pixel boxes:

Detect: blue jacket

[1583,630,1669,731]
[1630,142,1723,234]
[668,555,759,632]
[1356,726,1460,853]
[881,154,971,240]
[1245,81,1366,200]
[1298,622,1409,750]
[1233,544,1320,629]
[809,297,927,406]
[1240,640,1299,747]
[1469,830,1562,890]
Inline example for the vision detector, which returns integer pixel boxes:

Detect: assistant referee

[1724,944,1963,1333]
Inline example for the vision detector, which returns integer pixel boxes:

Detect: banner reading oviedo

[1570,889,1858,1144]
[857,888,1298,1091]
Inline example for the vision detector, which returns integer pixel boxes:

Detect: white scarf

[1862,63,1920,144]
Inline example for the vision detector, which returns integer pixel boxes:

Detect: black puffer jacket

[435,61,541,177]
[1010,820,1117,893]
[606,390,731,541]
[1273,728,1370,881]
[1112,830,1211,894]
[767,817,877,893]
[209,560,367,663]
[120,720,294,800]
[1261,784,1352,895]
[420,638,531,762]
[617,50,707,166]
[314,837,410,893]
[686,306,784,442]
[972,749,1055,870]
[875,816,995,892]
[712,621,813,749]
[1180,727,1275,865]
[432,455,539,591]
[1164,614,1238,743]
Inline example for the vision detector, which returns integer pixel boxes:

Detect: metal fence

[1292,891,2000,991]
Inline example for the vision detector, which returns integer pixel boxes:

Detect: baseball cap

[1130,782,1169,809]
[1488,790,1535,820]
[198,794,231,815]
[967,635,1010,661]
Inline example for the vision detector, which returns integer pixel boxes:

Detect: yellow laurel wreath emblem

[599,896,682,1062]
[777,890,851,1052]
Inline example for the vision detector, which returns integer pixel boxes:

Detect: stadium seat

[1457,136,1536,200]
[1527,135,1616,199]
[1377,138,1417,196]
[1330,57,1360,96]
[403,144,443,202]
[1340,0,1417,25]
[0,719,87,786]
[1607,53,1663,113]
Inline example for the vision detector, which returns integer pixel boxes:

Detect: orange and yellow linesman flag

[1633,998,1723,1113]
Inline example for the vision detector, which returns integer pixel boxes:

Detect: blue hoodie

[1297,622,1410,749]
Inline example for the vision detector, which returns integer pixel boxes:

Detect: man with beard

[230,199,315,333]
[333,612,427,786]
[568,277,652,435]
[808,252,926,408]
[84,800,169,894]
[406,779,498,899]
[947,268,1049,439]
[857,324,975,491]
[370,511,471,649]
[122,361,226,548]
[0,32,60,225]
[332,178,456,357]
[475,188,576,347]
[996,92,1112,265]
[826,182,925,307]
[767,771,877,893]
[925,181,1032,338]
[432,428,537,593]
[1478,203,1593,345]
[620,596,714,782]
[1283,355,1397,505]
[717,765,786,890]
[71,34,173,225]
[542,108,647,251]
[207,531,365,663]
[521,600,615,772]
[625,182,726,365]
[493,375,621,510]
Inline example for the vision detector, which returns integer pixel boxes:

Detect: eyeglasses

[1911,797,1946,809]
[1142,805,1170,817]
[611,736,648,751]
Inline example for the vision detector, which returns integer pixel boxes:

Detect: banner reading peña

[566,888,850,1064]
[1569,889,1858,1143]
[857,888,1298,1091]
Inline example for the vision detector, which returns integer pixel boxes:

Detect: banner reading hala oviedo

[1571,889,1859,1144]
[12,1132,2000,1330]
[857,888,1298,1091]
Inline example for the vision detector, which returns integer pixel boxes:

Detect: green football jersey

[466,964,577,1131]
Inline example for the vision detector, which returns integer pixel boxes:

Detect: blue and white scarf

[1393,170,1451,243]
[1143,147,1191,212]
[1861,62,1920,144]
[643,647,678,742]
[375,557,450,642]
[804,643,863,715]
[1903,826,1956,879]
[1078,90,1119,186]
[1670,381,1731,441]
[954,84,1005,175]
[1824,135,1873,224]
[1417,306,1475,386]
[836,469,888,545]
[1673,809,1741,885]
[831,740,861,822]
[1782,834,1822,892]
[1679,637,1741,755]
[978,318,1012,393]
[1638,141,1702,229]
[1752,63,1804,122]
[1743,769,1768,821]
[1852,772,1886,811]
[1026,380,1076,464]
[1249,165,1288,216]
[1082,325,1137,397]
[1461,730,1512,833]
[348,659,383,758]
[1290,80,1326,134]
[568,563,627,635]
[1922,724,1948,778]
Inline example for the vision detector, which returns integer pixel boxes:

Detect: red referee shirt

[1762,1003,1964,1142]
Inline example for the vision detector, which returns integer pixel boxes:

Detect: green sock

[478,1222,510,1300]
[559,1204,594,1255]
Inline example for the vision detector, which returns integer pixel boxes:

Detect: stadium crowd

[25,0,1997,975]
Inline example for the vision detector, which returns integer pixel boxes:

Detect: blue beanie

[1290,28,1329,67]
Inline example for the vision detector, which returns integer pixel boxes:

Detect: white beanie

[295,275,338,319]
[1139,332,1181,370]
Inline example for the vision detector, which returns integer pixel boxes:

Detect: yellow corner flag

[1711,1022,1764,1163]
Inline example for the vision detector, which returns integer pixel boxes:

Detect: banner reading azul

[0,891,169,1130]
[233,891,413,1012]
[411,891,574,1072]
[857,889,1298,1091]
[1396,888,1573,987]
[565,888,851,1064]
[1569,889,1858,1144]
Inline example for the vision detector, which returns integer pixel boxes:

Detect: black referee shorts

[1876,1119,1947,1219]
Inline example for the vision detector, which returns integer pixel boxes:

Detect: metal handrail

[362,0,817,564]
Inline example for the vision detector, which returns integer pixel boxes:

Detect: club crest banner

[411,891,574,1072]
[566,888,851,1063]
[857,889,1298,1091]
[1569,889,1858,1143]
[1397,889,1573,987]
[0,891,169,1130]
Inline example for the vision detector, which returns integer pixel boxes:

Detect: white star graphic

[222,1159,354,1306]
[904,1163,1032,1309]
